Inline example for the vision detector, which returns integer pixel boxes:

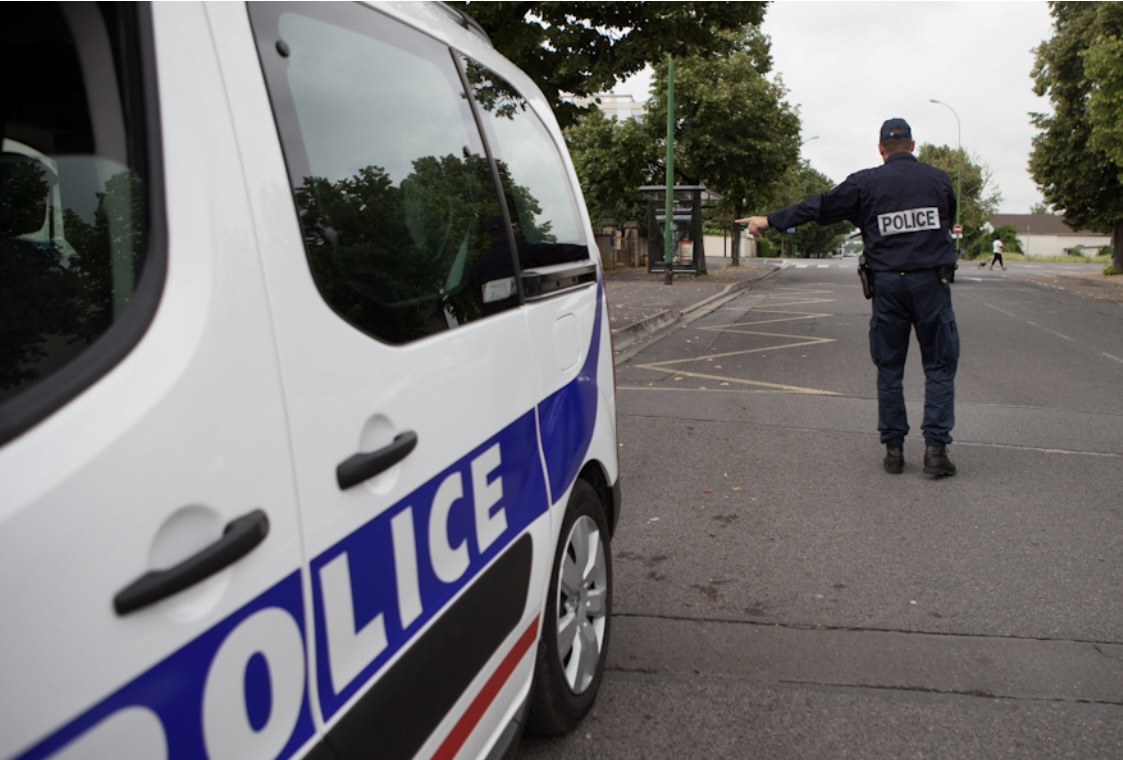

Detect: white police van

[0,3,620,759]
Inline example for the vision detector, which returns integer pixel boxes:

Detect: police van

[0,3,620,759]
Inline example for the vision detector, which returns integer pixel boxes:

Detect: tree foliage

[563,24,802,240]
[1029,1,1123,267]
[450,1,766,128]
[917,144,1001,257]
[763,161,851,257]
[1083,33,1123,170]
[456,3,806,252]
[643,28,801,221]
[991,224,1024,255]
[564,108,659,228]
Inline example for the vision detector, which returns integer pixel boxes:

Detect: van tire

[527,479,613,735]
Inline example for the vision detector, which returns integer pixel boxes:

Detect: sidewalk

[603,256,777,358]
[1018,268,1123,304]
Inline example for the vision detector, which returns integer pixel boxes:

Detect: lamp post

[663,54,675,285]
[929,99,961,250]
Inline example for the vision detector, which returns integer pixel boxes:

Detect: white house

[987,214,1111,258]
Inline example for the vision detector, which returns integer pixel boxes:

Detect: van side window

[0,4,152,417]
[463,61,591,263]
[250,3,535,345]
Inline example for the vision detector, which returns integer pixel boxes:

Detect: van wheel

[527,479,613,735]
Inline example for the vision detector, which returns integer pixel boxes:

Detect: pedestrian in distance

[990,236,1007,270]
[737,117,960,477]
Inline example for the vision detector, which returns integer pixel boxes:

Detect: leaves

[917,144,1001,257]
[451,1,767,128]
[1029,1,1123,245]
[458,4,803,234]
[644,31,801,218]
[564,108,658,227]
[562,24,802,232]
[1083,34,1123,172]
[763,161,852,257]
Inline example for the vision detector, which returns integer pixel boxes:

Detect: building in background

[569,92,645,121]
[987,214,1112,258]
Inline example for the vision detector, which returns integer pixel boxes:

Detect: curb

[611,308,680,352]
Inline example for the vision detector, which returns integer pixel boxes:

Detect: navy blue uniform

[768,152,960,447]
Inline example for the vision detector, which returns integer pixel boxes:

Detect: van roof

[435,2,491,44]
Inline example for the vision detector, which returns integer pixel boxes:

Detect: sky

[616,1,1056,215]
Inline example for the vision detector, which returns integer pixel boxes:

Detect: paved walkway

[1018,268,1123,304]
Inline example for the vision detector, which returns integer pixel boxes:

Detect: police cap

[879,117,912,142]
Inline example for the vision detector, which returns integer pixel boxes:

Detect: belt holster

[937,263,957,292]
[857,255,874,299]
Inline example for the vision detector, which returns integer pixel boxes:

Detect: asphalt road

[521,260,1123,759]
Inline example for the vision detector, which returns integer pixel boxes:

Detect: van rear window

[250,2,590,345]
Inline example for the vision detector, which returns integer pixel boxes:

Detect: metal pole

[929,99,962,251]
[664,54,675,285]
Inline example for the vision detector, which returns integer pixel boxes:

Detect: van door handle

[114,509,270,616]
[337,431,418,490]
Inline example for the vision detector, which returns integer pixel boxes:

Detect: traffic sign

[953,224,963,238]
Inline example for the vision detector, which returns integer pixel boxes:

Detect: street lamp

[929,98,962,250]
[801,135,820,146]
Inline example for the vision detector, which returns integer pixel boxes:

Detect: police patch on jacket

[878,207,939,236]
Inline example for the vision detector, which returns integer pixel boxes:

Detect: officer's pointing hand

[736,215,770,238]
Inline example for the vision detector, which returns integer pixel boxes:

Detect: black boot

[924,445,956,476]
[884,444,904,474]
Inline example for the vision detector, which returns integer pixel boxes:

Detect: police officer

[737,118,960,477]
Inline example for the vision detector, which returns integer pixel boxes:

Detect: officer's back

[849,150,958,272]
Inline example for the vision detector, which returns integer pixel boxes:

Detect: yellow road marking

[628,287,841,395]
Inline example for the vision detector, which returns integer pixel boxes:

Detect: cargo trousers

[868,269,959,447]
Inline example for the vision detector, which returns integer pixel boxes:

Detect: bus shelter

[640,185,722,276]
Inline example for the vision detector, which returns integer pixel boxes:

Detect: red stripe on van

[433,616,540,760]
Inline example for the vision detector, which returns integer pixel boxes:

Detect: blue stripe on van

[15,410,550,760]
[310,410,548,719]
[15,572,314,760]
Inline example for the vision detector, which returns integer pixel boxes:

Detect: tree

[644,29,799,215]
[992,224,1024,255]
[448,2,766,127]
[643,27,801,246]
[917,144,1001,258]
[564,108,659,228]
[562,24,802,251]
[761,161,852,257]
[1083,32,1123,172]
[1030,1,1123,270]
